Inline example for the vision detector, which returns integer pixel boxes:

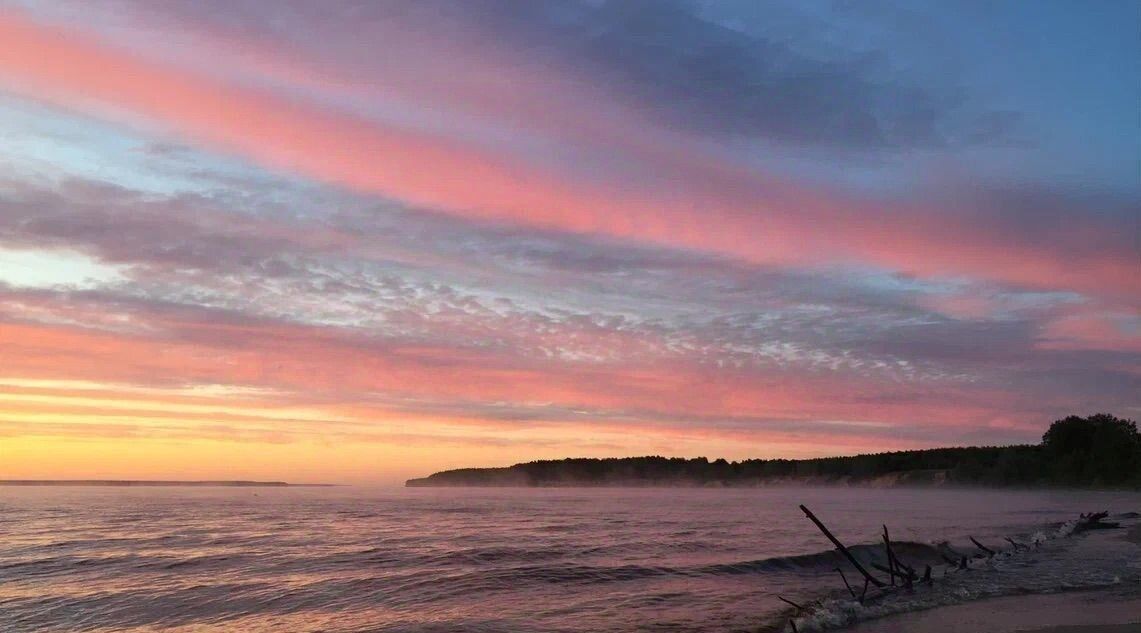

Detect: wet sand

[1020,627,1141,633]
[847,589,1141,632]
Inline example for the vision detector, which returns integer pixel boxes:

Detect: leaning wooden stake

[800,505,886,587]
[835,567,859,602]
[967,538,994,556]
[882,524,915,588]
[871,562,917,584]
[778,596,805,613]
[1004,537,1028,551]
[882,526,896,586]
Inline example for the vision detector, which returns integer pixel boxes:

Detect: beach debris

[881,525,897,587]
[781,507,1118,633]
[969,536,996,557]
[1075,511,1120,532]
[882,526,917,590]
[833,567,860,602]
[799,505,886,588]
[1004,537,1030,551]
[777,596,805,613]
[870,561,916,585]
[936,542,966,568]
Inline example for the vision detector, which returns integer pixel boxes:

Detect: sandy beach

[847,589,1141,633]
[849,523,1141,633]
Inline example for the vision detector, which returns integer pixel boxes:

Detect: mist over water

[2,487,1138,632]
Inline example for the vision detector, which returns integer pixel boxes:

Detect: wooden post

[778,596,804,613]
[1004,537,1028,551]
[882,526,896,586]
[835,567,859,601]
[872,562,916,583]
[970,536,995,557]
[800,505,886,587]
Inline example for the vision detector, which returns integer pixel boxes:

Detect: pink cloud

[0,296,1077,446]
[0,11,1136,306]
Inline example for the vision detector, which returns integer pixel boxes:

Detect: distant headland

[407,414,1140,489]
[0,480,336,487]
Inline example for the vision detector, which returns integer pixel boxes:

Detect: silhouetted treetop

[1042,413,1139,485]
[406,413,1141,488]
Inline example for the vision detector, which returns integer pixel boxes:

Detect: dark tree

[1042,413,1140,485]
[406,413,1140,488]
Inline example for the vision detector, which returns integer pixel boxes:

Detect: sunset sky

[1,1,1138,484]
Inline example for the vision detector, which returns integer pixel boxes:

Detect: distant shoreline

[404,478,1139,491]
[0,480,336,487]
[405,441,1141,490]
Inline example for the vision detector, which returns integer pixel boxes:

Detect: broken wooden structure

[776,505,1120,632]
[1075,511,1120,532]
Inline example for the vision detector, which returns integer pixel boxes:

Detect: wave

[702,541,945,576]
[368,541,951,605]
[775,514,1141,632]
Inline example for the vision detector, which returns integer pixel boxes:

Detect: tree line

[406,414,1140,488]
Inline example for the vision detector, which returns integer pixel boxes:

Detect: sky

[0,0,1138,485]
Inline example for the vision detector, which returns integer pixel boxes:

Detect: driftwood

[969,536,995,557]
[871,562,917,583]
[777,596,805,613]
[1076,511,1120,532]
[783,507,1120,633]
[882,525,901,587]
[882,532,895,586]
[882,525,917,588]
[835,567,859,602]
[800,505,886,588]
[1004,537,1029,551]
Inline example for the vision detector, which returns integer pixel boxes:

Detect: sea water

[2,486,1139,632]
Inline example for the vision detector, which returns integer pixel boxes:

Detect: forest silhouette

[407,414,1140,488]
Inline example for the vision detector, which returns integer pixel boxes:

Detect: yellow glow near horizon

[0,375,915,484]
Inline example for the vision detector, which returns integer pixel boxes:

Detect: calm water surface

[2,486,1139,632]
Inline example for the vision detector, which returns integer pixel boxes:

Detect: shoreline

[845,588,1141,633]
[405,481,1141,492]
[836,519,1141,633]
